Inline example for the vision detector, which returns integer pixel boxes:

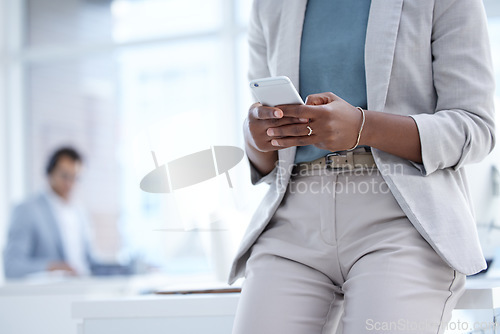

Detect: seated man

[3,147,94,279]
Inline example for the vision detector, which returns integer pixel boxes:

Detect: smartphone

[249,76,304,107]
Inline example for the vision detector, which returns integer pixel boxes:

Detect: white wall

[484,0,500,18]
[0,0,25,283]
[0,0,8,283]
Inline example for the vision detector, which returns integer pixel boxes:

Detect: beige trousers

[232,165,465,334]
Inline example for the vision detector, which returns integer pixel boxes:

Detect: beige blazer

[228,0,496,284]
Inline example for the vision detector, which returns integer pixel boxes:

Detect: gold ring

[307,125,313,136]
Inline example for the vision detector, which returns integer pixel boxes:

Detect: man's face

[48,156,81,200]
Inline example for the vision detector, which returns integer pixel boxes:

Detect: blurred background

[0,1,500,333]
[0,0,264,283]
[0,0,498,283]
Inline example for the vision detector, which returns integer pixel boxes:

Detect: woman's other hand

[245,102,310,152]
[243,102,309,176]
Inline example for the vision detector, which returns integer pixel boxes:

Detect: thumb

[305,92,337,105]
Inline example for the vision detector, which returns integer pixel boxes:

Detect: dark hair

[46,147,83,175]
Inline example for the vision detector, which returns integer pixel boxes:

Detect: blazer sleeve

[248,0,272,86]
[409,0,496,176]
[245,0,278,186]
[248,158,278,185]
[3,204,50,278]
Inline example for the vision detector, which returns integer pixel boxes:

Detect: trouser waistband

[293,147,376,173]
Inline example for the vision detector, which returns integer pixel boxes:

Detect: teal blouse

[295,0,372,164]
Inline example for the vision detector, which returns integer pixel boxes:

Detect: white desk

[445,278,500,333]
[73,293,239,334]
[0,274,211,334]
[72,277,500,334]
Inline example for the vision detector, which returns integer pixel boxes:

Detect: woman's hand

[264,92,423,164]
[243,102,310,176]
[245,102,310,152]
[267,92,363,152]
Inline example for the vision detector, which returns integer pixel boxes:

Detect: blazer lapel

[365,0,404,112]
[275,0,403,113]
[275,0,308,190]
[274,0,403,187]
[275,0,308,90]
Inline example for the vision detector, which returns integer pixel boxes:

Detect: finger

[270,135,316,148]
[266,123,312,137]
[304,92,338,106]
[264,116,310,127]
[251,103,284,120]
[278,104,317,119]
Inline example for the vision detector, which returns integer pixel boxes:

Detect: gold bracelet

[346,107,366,151]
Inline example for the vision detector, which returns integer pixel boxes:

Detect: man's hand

[47,261,78,276]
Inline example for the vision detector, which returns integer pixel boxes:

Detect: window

[469,0,500,260]
[15,0,260,277]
